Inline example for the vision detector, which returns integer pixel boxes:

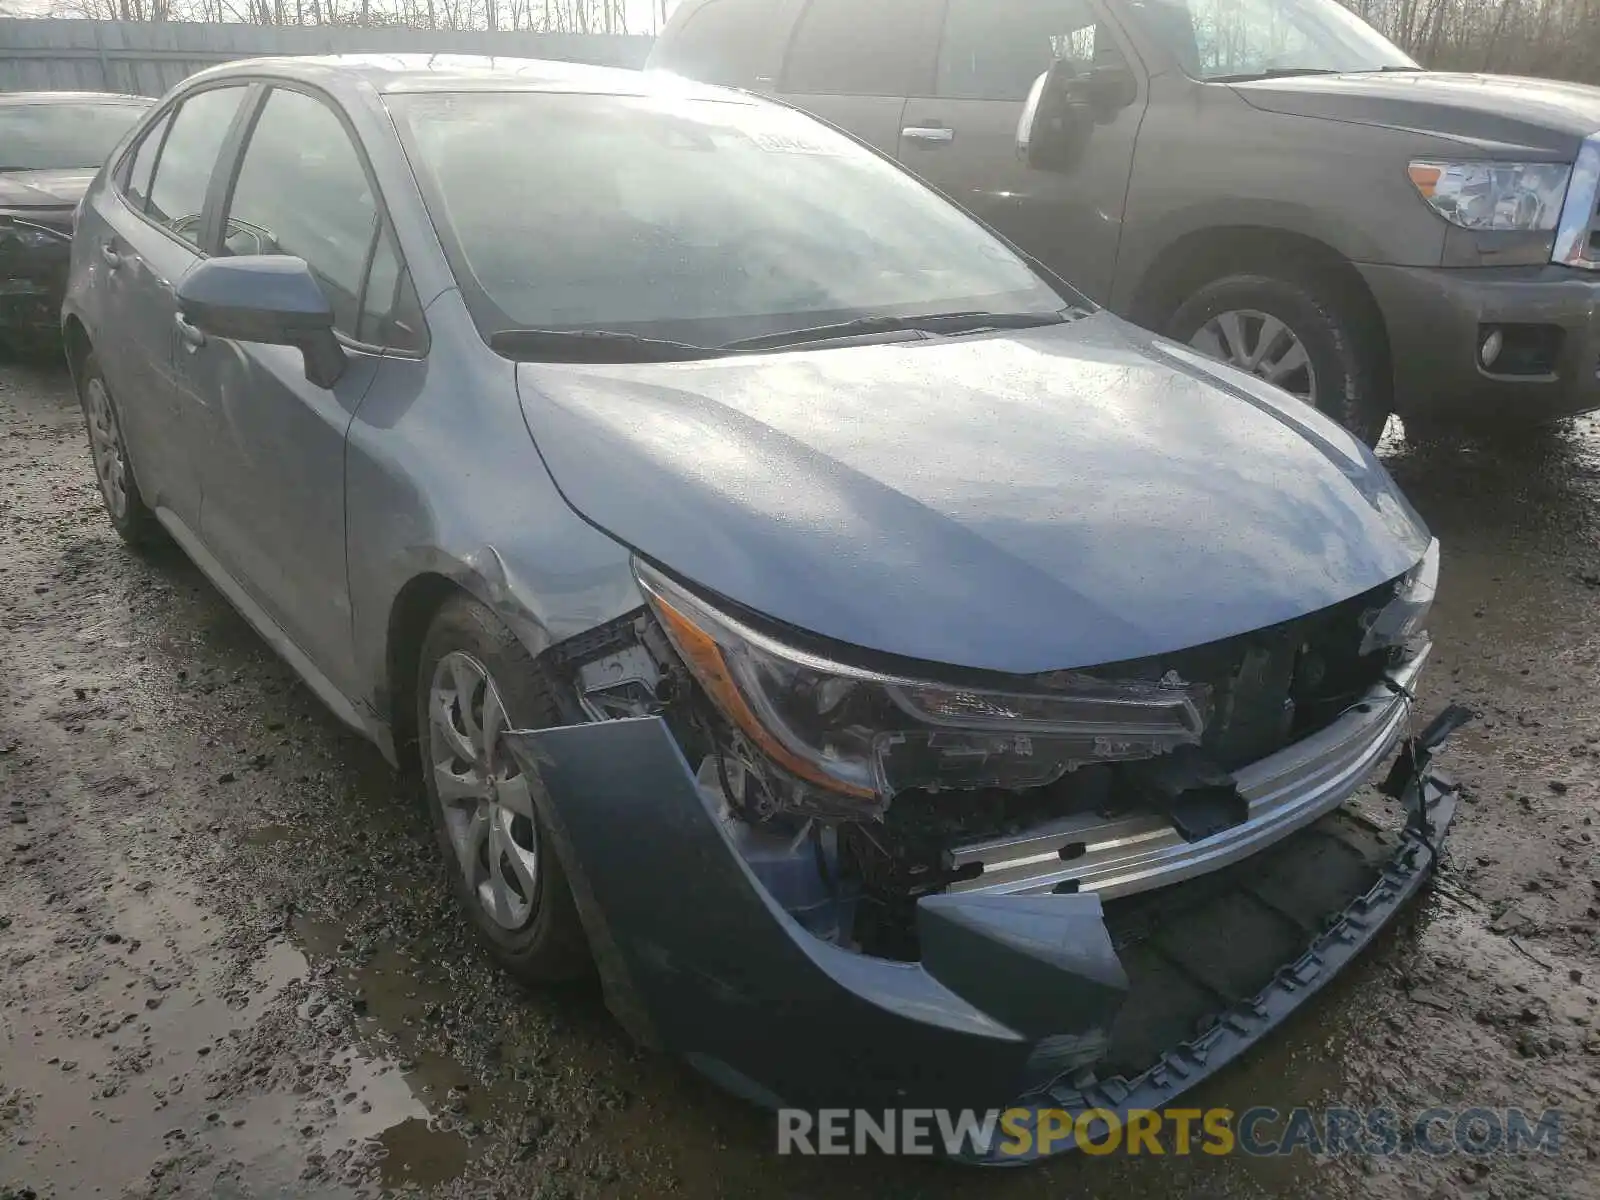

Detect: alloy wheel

[427,650,541,931]
[1188,308,1318,403]
[85,377,129,521]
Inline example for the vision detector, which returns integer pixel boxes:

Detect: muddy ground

[0,357,1598,1200]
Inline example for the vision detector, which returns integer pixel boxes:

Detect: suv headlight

[1407,161,1571,231]
[635,561,1209,802]
[1360,538,1439,656]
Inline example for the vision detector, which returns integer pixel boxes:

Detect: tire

[415,595,590,983]
[1165,270,1390,446]
[76,350,164,550]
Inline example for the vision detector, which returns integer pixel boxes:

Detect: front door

[181,84,386,696]
[897,0,1148,304]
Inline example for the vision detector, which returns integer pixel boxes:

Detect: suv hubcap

[427,651,541,931]
[1188,309,1317,403]
[85,378,129,520]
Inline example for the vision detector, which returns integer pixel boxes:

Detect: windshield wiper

[488,328,726,363]
[1211,67,1341,82]
[722,309,1069,352]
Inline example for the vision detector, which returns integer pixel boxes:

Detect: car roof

[0,91,153,106]
[183,53,752,103]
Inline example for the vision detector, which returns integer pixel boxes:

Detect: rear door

[897,0,1148,302]
[89,84,251,527]
[181,83,424,695]
[773,0,943,155]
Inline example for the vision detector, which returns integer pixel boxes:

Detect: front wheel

[1166,271,1390,446]
[416,596,590,983]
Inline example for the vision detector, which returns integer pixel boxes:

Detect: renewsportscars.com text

[776,1105,1563,1159]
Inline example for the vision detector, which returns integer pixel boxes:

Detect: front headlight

[1360,538,1439,656]
[635,561,1208,803]
[1407,161,1571,231]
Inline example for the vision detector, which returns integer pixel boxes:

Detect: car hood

[0,167,94,210]
[516,314,1431,675]
[1232,71,1600,155]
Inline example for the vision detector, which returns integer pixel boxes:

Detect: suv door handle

[902,125,955,146]
[174,313,206,350]
[98,242,122,269]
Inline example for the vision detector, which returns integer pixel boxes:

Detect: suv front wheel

[1165,270,1390,447]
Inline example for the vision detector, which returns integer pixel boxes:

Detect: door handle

[174,313,206,350]
[99,242,122,269]
[902,125,955,146]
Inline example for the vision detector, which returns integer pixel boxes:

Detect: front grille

[1078,580,1394,771]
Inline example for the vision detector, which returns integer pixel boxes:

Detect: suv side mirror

[1084,62,1138,119]
[176,255,346,389]
[1016,60,1093,173]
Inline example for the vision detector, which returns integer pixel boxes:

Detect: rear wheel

[1165,270,1390,446]
[415,595,589,983]
[76,351,163,550]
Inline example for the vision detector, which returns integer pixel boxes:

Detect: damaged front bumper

[504,697,1460,1157]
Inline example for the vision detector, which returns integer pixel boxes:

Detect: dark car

[651,0,1600,443]
[0,91,152,349]
[64,55,1460,1156]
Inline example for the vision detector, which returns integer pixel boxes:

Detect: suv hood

[1232,71,1600,155]
[517,314,1430,675]
[0,167,94,210]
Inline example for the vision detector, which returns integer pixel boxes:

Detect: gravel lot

[2,357,1599,1199]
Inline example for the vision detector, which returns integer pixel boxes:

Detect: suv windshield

[0,101,149,172]
[1122,0,1416,80]
[389,90,1072,353]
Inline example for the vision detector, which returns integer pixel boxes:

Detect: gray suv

[651,0,1600,443]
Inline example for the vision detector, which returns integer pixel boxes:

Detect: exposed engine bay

[542,553,1440,964]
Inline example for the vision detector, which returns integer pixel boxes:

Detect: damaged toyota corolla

[66,56,1466,1160]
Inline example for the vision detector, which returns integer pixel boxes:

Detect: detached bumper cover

[504,717,1457,1151]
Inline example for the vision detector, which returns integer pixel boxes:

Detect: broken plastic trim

[633,559,1208,805]
[1360,537,1438,655]
[500,712,1460,1136]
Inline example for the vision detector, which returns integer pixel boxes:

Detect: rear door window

[936,0,1112,101]
[219,86,379,337]
[783,0,935,96]
[145,86,248,246]
[120,109,171,212]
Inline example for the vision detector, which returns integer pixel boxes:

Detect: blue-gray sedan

[64,54,1461,1156]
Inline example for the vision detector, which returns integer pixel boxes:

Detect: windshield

[0,101,149,172]
[1121,0,1416,80]
[389,90,1071,351]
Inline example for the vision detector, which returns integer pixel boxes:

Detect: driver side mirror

[1016,60,1094,173]
[176,255,346,389]
[1084,62,1138,118]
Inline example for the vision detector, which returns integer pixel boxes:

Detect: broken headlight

[634,561,1208,802]
[1360,538,1439,656]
